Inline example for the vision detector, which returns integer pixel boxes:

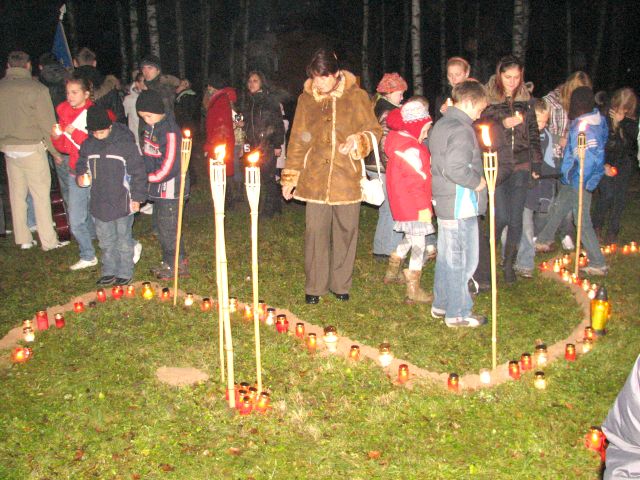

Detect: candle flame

[247,150,260,165]
[214,144,226,162]
[183,129,191,138]
[480,125,491,148]
[579,121,587,133]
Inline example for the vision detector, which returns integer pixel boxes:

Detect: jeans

[260,154,281,217]
[26,193,36,229]
[95,215,135,279]
[53,154,70,207]
[433,216,478,319]
[155,198,186,265]
[68,174,96,260]
[592,166,632,242]
[495,169,530,248]
[515,207,535,271]
[370,171,403,256]
[537,184,605,268]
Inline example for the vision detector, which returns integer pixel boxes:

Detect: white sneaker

[140,203,153,215]
[20,240,37,250]
[561,235,575,251]
[29,225,37,233]
[45,240,70,251]
[133,241,143,264]
[70,257,98,270]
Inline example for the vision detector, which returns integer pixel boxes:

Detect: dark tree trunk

[361,0,371,92]
[116,0,129,82]
[175,0,186,79]
[400,0,410,78]
[590,0,608,83]
[201,0,211,81]
[440,0,447,93]
[65,0,78,53]
[566,0,572,74]
[129,0,139,68]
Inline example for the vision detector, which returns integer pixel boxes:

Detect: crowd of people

[0,48,638,326]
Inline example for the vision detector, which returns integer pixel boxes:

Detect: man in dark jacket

[76,106,147,286]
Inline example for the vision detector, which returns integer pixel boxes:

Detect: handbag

[359,131,385,206]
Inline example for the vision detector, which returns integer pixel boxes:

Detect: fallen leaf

[159,463,175,472]
[74,449,85,461]
[565,402,574,410]
[367,451,381,459]
[227,447,242,456]
[132,475,141,480]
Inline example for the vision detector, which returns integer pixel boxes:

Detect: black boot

[503,244,518,284]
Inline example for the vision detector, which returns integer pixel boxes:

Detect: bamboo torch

[480,125,499,370]
[245,150,263,393]
[173,129,192,305]
[209,145,236,408]
[213,145,226,383]
[575,121,587,277]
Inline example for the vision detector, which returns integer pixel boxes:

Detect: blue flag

[52,22,72,68]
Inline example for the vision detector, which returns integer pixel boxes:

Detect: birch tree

[116,0,129,81]
[512,0,531,64]
[411,0,423,95]
[147,0,161,58]
[175,0,186,79]
[361,0,371,92]
[129,0,140,66]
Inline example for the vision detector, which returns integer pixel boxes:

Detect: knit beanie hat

[136,89,165,114]
[386,99,432,139]
[569,86,595,120]
[86,105,112,131]
[139,54,161,70]
[376,73,408,94]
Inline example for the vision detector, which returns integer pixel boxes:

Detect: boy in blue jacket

[76,106,147,286]
[535,87,609,275]
[136,89,190,280]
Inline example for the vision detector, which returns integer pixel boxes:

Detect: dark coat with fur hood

[282,70,382,205]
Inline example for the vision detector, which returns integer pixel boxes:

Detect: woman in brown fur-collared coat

[281,49,382,304]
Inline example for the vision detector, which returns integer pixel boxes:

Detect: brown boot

[403,269,433,304]
[383,254,405,284]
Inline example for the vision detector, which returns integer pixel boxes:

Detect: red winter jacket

[384,130,433,222]
[205,87,237,176]
[50,99,94,172]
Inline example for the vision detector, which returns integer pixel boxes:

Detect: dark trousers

[260,155,281,217]
[155,198,186,265]
[495,170,530,248]
[592,166,632,242]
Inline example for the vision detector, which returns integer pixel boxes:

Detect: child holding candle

[136,89,190,280]
[75,106,147,286]
[384,97,435,304]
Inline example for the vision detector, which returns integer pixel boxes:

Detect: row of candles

[601,241,638,255]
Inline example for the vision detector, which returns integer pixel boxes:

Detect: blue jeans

[536,184,605,268]
[433,216,478,319]
[371,171,403,256]
[95,215,134,278]
[26,193,36,229]
[54,155,70,207]
[155,198,186,265]
[68,174,96,261]
[515,207,535,271]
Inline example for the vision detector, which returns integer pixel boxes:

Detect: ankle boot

[403,269,433,304]
[503,244,518,284]
[383,254,405,284]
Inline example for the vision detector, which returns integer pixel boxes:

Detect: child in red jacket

[384,97,434,304]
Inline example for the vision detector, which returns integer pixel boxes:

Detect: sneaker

[425,245,437,260]
[580,265,608,276]
[70,257,98,270]
[150,262,169,276]
[514,266,533,278]
[20,240,38,250]
[431,306,446,319]
[140,203,153,214]
[534,242,554,253]
[372,253,389,263]
[133,242,143,264]
[113,277,131,286]
[561,235,575,251]
[96,275,116,286]
[44,240,70,251]
[445,314,488,328]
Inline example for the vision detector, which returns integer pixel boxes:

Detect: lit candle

[586,426,605,451]
[398,364,409,384]
[349,345,360,361]
[323,326,338,352]
[520,353,532,371]
[125,285,135,297]
[243,304,252,319]
[77,172,92,188]
[201,298,212,311]
[111,285,124,300]
[581,278,591,292]
[184,293,195,307]
[96,288,107,302]
[562,254,571,266]
[571,273,579,285]
[561,270,571,283]
[306,333,317,353]
[629,241,637,253]
[565,343,576,361]
[539,261,549,271]
[160,287,171,301]
[11,346,33,363]
[23,326,35,342]
[295,322,305,338]
[534,344,548,368]
[258,300,267,320]
[73,301,84,313]
[479,369,491,384]
[238,395,253,415]
[609,243,617,253]
[590,286,611,336]
[552,260,561,273]
[622,244,630,255]
[248,386,258,403]
[582,338,594,353]
[54,313,65,329]
[533,371,547,390]
[508,360,521,380]
[447,373,459,392]
[35,310,49,330]
[255,392,270,413]
[22,319,33,329]
[142,282,154,300]
[578,254,588,267]
[265,308,276,326]
[584,326,595,341]
[378,342,393,367]
[275,314,289,333]
[229,297,238,313]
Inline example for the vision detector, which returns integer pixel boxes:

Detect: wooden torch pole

[575,123,587,277]
[173,130,192,305]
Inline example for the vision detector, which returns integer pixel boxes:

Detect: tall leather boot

[383,253,405,284]
[403,269,433,304]
[503,244,518,284]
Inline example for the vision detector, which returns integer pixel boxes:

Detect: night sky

[1,0,639,107]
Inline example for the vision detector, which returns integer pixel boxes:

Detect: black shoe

[333,292,350,301]
[305,294,320,304]
[96,275,116,286]
[373,253,389,263]
[113,277,131,286]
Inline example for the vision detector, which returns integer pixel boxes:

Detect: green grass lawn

[1,171,639,479]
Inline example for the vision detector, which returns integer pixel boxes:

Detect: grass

[1,168,639,479]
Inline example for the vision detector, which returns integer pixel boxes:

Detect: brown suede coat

[282,71,382,205]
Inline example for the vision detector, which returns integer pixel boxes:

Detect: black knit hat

[136,89,165,114]
[569,86,595,120]
[139,54,161,70]
[86,105,112,131]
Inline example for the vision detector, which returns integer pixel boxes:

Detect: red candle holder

[238,396,253,415]
[254,392,270,414]
[201,298,212,311]
[447,373,459,392]
[73,301,85,313]
[520,353,532,371]
[295,322,305,338]
[578,254,588,268]
[609,243,617,253]
[622,244,630,255]
[508,360,521,380]
[584,326,595,341]
[276,314,289,333]
[225,383,239,405]
[539,261,549,271]
[243,304,252,319]
[160,287,171,301]
[35,310,49,331]
[54,313,65,329]
[631,241,638,253]
[585,426,606,454]
[565,343,576,361]
[349,345,360,361]
[125,285,136,298]
[306,333,317,352]
[111,285,124,300]
[581,279,591,292]
[96,288,107,303]
[398,364,409,384]
[11,346,33,363]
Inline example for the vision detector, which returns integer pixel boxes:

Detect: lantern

[35,310,49,330]
[238,395,253,415]
[630,241,638,253]
[295,322,305,338]
[125,285,135,297]
[184,293,194,307]
[508,360,521,380]
[96,288,107,303]
[562,254,571,266]
[11,346,33,363]
[565,343,576,361]
[582,338,594,354]
[306,333,317,352]
[111,285,124,300]
[622,244,630,255]
[539,261,549,271]
[23,327,35,343]
[243,304,252,319]
[520,353,532,371]
[398,364,409,384]
[22,319,33,330]
[73,301,84,313]
[534,371,547,390]
[590,286,611,335]
[586,426,605,451]
[561,270,571,283]
[323,326,338,352]
[159,287,170,300]
[349,345,360,361]
[276,314,289,333]
[584,326,595,341]
[142,282,155,300]
[609,243,617,253]
[552,260,561,273]
[479,369,491,384]
[54,313,65,329]
[265,308,276,326]
[201,298,212,311]
[534,344,548,367]
[378,342,393,367]
[448,373,459,392]
[255,392,270,413]
[581,278,591,292]
[248,386,258,402]
[258,300,267,320]
[229,297,238,313]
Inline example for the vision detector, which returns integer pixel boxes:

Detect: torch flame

[579,121,587,133]
[183,129,191,138]
[247,150,260,165]
[214,144,226,162]
[480,125,492,148]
